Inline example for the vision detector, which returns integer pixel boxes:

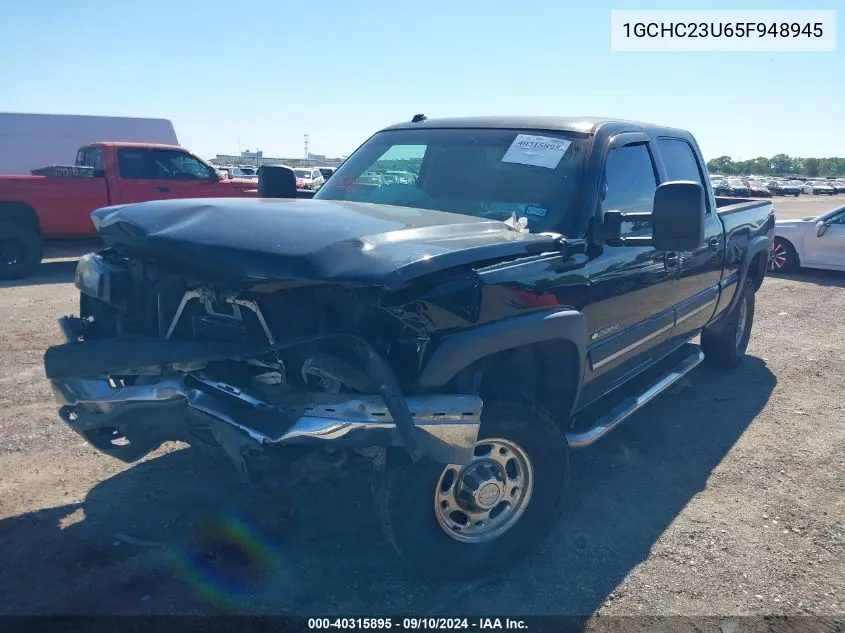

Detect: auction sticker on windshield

[501,134,571,169]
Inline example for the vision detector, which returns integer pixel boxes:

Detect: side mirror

[598,181,705,251]
[257,165,298,198]
[817,221,829,237]
[652,181,706,251]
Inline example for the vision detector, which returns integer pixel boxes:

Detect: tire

[373,400,570,579]
[794,192,800,197]
[769,237,799,274]
[701,279,755,370]
[0,220,43,280]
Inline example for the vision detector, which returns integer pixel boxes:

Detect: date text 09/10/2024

[307,618,528,630]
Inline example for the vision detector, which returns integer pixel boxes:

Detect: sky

[0,0,841,162]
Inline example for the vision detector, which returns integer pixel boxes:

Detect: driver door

[805,208,845,271]
[112,147,166,204]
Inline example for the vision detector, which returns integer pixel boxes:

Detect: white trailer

[0,112,179,174]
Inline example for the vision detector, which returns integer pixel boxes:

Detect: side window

[601,143,658,236]
[826,210,845,225]
[657,138,711,213]
[90,148,104,170]
[78,148,104,170]
[117,148,153,179]
[151,150,215,180]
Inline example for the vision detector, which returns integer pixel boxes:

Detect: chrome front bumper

[51,373,483,465]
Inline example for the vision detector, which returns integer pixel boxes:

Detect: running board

[566,348,705,448]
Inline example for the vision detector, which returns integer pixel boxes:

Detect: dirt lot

[1,196,843,620]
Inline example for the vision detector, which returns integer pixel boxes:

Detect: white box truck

[0,112,179,174]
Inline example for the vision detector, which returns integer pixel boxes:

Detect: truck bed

[0,174,109,237]
[714,196,772,213]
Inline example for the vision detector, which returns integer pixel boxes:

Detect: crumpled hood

[91,198,557,288]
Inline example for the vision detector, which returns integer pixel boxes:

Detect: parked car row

[802,179,845,195]
[710,174,845,198]
[213,164,339,190]
[766,180,803,197]
[710,176,771,198]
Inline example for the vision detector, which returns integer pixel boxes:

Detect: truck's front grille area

[191,314,249,344]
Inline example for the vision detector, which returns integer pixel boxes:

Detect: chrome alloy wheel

[434,438,534,544]
[770,241,789,271]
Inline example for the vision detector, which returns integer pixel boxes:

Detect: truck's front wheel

[0,221,43,280]
[373,401,569,579]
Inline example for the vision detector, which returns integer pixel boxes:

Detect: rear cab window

[75,147,104,172]
[657,137,711,213]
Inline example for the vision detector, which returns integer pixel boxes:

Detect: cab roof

[381,115,693,139]
[80,141,183,150]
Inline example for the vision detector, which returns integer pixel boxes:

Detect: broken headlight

[74,253,130,307]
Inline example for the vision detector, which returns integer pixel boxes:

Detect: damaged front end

[46,252,483,480]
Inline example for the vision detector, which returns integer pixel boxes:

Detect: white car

[238,165,258,177]
[803,180,835,195]
[770,204,845,273]
[293,168,325,190]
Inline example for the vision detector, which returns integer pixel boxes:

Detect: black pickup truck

[45,116,774,578]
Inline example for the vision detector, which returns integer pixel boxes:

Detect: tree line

[706,155,845,178]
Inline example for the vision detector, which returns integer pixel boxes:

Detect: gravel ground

[0,199,843,624]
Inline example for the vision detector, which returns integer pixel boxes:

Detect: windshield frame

[314,127,590,236]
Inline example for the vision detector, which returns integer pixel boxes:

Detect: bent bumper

[51,374,483,465]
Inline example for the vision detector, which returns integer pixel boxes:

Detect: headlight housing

[74,253,130,307]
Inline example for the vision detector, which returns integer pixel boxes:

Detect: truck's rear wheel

[701,279,755,369]
[0,221,43,280]
[373,401,569,579]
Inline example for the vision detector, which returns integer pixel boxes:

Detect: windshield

[294,169,311,178]
[727,179,744,185]
[315,127,588,233]
[819,205,845,221]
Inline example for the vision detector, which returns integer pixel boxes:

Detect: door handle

[665,251,679,269]
[158,186,170,192]
[708,237,721,252]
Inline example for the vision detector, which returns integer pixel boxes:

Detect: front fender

[418,309,587,393]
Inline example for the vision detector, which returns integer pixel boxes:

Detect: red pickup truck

[0,142,257,279]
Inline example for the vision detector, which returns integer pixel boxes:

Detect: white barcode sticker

[501,135,571,169]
